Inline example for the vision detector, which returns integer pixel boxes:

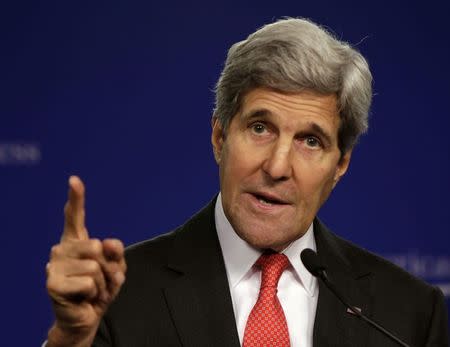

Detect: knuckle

[84,277,96,292]
[46,275,59,294]
[45,262,53,276]
[86,259,100,273]
[50,244,62,259]
[46,281,54,295]
[89,239,103,255]
[121,260,127,273]
[113,239,124,251]
[105,261,118,274]
[78,276,94,291]
[46,276,53,290]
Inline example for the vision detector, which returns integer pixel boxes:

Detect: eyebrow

[241,108,335,147]
[241,108,272,122]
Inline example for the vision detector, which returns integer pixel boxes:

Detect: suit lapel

[163,201,240,347]
[160,203,373,347]
[313,219,372,346]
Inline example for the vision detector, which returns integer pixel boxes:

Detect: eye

[304,136,322,148]
[250,122,267,135]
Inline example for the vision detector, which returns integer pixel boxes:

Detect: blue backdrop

[1,1,449,344]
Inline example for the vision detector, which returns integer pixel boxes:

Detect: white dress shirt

[215,193,318,347]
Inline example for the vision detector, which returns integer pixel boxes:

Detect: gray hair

[213,18,372,153]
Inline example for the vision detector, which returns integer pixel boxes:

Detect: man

[45,18,448,346]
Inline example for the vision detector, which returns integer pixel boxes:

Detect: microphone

[300,248,411,347]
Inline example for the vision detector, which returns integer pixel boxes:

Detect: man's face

[212,88,351,251]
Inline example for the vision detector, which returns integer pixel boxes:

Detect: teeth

[259,198,273,205]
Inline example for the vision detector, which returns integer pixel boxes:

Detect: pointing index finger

[62,175,89,241]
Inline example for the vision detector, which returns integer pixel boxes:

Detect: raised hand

[46,176,127,347]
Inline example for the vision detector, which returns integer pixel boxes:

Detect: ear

[332,150,352,189]
[211,117,225,164]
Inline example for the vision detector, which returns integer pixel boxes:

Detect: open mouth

[252,193,288,206]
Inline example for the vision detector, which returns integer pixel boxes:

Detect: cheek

[219,144,248,193]
[314,167,338,203]
[221,141,261,178]
[296,163,337,198]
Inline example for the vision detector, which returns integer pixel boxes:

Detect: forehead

[240,88,338,120]
[236,88,340,136]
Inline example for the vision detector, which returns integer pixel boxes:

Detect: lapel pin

[346,306,362,315]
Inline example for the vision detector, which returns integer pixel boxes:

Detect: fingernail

[115,272,125,285]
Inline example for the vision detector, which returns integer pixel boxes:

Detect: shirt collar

[215,193,318,297]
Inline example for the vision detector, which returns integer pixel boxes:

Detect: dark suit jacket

[94,199,449,347]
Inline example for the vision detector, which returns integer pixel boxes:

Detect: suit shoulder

[124,227,180,266]
[329,232,448,344]
[331,232,439,295]
[123,199,215,262]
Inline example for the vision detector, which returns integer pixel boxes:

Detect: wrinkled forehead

[236,88,340,124]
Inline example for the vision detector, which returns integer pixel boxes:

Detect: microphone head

[301,248,326,277]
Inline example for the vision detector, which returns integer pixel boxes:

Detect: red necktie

[243,253,291,347]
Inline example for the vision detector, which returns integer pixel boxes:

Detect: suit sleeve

[425,286,449,347]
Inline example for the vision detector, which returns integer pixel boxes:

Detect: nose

[262,139,293,181]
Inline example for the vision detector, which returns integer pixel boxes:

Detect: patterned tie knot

[256,252,290,289]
